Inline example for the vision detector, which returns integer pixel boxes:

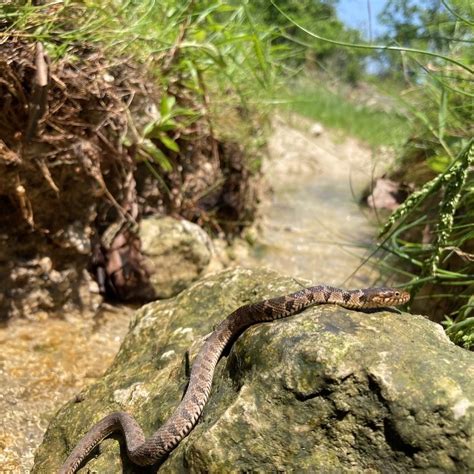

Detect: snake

[59,284,409,473]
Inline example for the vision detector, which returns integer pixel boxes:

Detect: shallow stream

[239,115,384,287]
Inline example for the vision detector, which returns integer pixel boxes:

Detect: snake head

[365,287,410,307]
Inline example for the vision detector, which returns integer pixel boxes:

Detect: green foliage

[381,141,473,264]
[377,0,473,79]
[426,144,472,276]
[138,95,200,172]
[445,311,474,350]
[249,0,344,58]
[248,0,368,83]
[304,0,474,349]
[1,1,279,105]
[283,83,409,148]
[2,0,280,182]
[378,72,473,348]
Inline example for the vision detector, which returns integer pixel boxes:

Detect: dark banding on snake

[59,284,409,473]
[168,423,180,438]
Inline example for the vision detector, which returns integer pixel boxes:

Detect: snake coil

[60,284,409,473]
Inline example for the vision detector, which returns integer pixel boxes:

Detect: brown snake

[59,285,409,473]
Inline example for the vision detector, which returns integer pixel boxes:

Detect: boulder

[33,268,473,473]
[139,216,212,298]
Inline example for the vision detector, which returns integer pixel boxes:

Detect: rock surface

[366,178,411,211]
[34,268,473,473]
[140,216,212,298]
[309,122,325,137]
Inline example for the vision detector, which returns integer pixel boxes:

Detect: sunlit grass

[0,1,280,109]
[283,85,410,148]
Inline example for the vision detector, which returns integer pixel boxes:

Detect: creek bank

[0,38,259,320]
[34,268,474,473]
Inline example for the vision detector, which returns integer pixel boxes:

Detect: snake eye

[395,291,400,297]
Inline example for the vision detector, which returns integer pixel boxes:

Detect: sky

[336,0,389,40]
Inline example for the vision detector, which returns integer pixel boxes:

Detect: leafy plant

[269,0,474,348]
[138,95,199,172]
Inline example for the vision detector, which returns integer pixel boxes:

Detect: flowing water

[0,115,388,472]
[239,115,386,288]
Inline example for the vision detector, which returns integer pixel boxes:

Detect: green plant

[282,83,410,148]
[444,308,474,350]
[138,95,199,172]
[269,0,474,348]
[1,0,283,198]
[377,61,473,348]
[1,0,280,124]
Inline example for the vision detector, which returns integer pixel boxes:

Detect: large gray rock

[34,268,473,473]
[140,216,212,298]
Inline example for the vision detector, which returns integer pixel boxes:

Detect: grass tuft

[282,83,410,148]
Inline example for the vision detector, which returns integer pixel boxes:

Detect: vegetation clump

[373,1,473,349]
[269,0,473,348]
[0,1,272,317]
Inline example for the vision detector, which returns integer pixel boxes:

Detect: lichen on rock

[33,268,474,473]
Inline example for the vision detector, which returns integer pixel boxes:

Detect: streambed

[240,114,387,287]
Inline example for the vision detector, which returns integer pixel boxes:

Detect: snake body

[59,285,409,473]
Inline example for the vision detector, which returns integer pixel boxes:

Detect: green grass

[378,138,474,349]
[1,0,282,175]
[1,1,280,111]
[283,85,410,148]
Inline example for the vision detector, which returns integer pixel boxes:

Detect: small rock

[3,260,102,320]
[367,178,411,211]
[309,122,324,137]
[139,216,212,298]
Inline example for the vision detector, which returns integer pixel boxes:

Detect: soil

[0,305,134,472]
